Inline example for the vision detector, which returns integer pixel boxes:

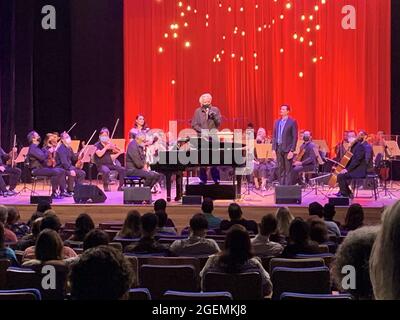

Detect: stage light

[280,48,284,53]
[299,36,304,43]
[241,31,246,36]
[173,32,178,38]
[309,41,313,46]
[280,14,284,20]
[301,15,306,21]
[286,3,292,9]
[171,80,176,85]
[164,33,169,38]
[314,5,319,11]
[255,65,259,70]
[158,47,164,53]
[184,41,191,48]
[240,56,244,61]
[293,33,298,39]
[316,25,321,30]
[313,57,318,63]
[299,72,304,78]
[309,15,314,20]
[231,53,235,58]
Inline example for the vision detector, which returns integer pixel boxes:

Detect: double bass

[328,150,353,188]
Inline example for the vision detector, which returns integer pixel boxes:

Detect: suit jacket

[28,144,48,169]
[272,117,298,153]
[191,106,221,133]
[346,141,367,178]
[299,141,317,168]
[0,148,10,166]
[56,143,77,170]
[126,139,146,170]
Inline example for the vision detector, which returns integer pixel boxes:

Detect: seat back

[129,288,152,300]
[0,288,42,300]
[269,258,325,274]
[203,272,263,300]
[280,292,353,300]
[139,265,197,300]
[294,253,335,268]
[271,267,331,300]
[145,257,201,275]
[0,260,11,290]
[317,245,329,253]
[163,290,233,301]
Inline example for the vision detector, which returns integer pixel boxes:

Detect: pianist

[191,93,222,185]
[126,132,161,190]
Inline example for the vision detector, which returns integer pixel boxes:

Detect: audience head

[155,211,168,228]
[74,213,95,241]
[35,229,64,261]
[70,246,133,300]
[228,203,243,221]
[289,218,311,245]
[323,203,336,221]
[40,212,61,232]
[189,214,209,237]
[344,204,364,231]
[140,213,159,237]
[0,206,8,224]
[276,207,294,237]
[370,201,400,299]
[201,198,214,214]
[220,225,253,273]
[6,207,20,225]
[308,202,324,218]
[333,226,379,300]
[83,229,110,251]
[120,210,141,238]
[308,218,328,244]
[154,199,167,212]
[259,214,278,237]
[37,201,52,214]
[31,218,43,239]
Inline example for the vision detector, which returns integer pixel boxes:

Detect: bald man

[191,93,222,184]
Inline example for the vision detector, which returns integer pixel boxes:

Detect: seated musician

[27,131,68,199]
[253,128,275,191]
[336,131,368,199]
[334,131,350,162]
[56,132,86,195]
[0,146,21,197]
[291,131,317,185]
[126,132,161,190]
[93,128,126,192]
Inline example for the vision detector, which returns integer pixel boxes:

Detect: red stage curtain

[124,0,390,149]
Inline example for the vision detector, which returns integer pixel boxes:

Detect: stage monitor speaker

[73,185,107,204]
[182,195,203,205]
[124,187,152,204]
[275,186,302,204]
[328,197,350,206]
[30,196,52,204]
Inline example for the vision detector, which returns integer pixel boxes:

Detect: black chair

[124,176,144,188]
[351,174,379,200]
[163,290,233,301]
[129,288,152,300]
[0,288,42,300]
[280,292,353,300]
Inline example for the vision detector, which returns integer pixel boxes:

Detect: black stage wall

[0,0,123,150]
[0,0,399,150]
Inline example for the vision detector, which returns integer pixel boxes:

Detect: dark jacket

[125,237,169,254]
[56,143,77,170]
[299,141,317,168]
[346,141,367,178]
[281,241,321,258]
[126,139,146,170]
[191,106,221,133]
[0,148,10,166]
[272,117,298,153]
[28,144,48,169]
[220,219,258,234]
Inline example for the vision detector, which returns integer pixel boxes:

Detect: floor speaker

[73,185,107,204]
[275,186,302,204]
[182,195,203,205]
[328,197,350,206]
[30,196,52,204]
[124,187,152,204]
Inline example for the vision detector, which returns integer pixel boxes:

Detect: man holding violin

[56,132,86,195]
[94,128,126,192]
[0,146,21,197]
[27,131,68,199]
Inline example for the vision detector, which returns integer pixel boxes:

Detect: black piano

[150,139,247,202]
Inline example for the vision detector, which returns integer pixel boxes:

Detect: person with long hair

[341,204,365,235]
[129,114,149,140]
[370,201,400,299]
[271,207,294,245]
[68,213,95,242]
[117,210,141,239]
[0,222,19,266]
[200,225,272,296]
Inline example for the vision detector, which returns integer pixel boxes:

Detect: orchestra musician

[93,128,126,192]
[126,132,161,189]
[334,131,350,162]
[336,131,368,199]
[129,114,150,140]
[291,131,318,186]
[191,93,222,185]
[253,128,276,191]
[56,132,86,195]
[0,145,21,197]
[272,104,298,186]
[27,131,68,199]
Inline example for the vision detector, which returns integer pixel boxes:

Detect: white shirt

[251,234,284,257]
[170,236,220,256]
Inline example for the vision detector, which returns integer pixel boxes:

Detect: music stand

[15,147,33,194]
[81,145,97,185]
[70,140,81,153]
[381,141,399,199]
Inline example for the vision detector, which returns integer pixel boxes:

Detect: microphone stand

[381,145,397,199]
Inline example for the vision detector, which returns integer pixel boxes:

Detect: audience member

[154,199,176,228]
[201,198,222,230]
[271,207,294,245]
[0,205,17,243]
[69,246,134,300]
[117,210,141,239]
[341,204,365,235]
[170,214,220,256]
[308,202,324,218]
[16,217,42,251]
[6,207,30,238]
[220,203,258,234]
[323,204,341,238]
[68,213,95,242]
[200,225,272,297]
[0,222,19,266]
[155,211,177,235]
[83,229,110,251]
[308,217,329,244]
[333,226,379,300]
[251,214,283,257]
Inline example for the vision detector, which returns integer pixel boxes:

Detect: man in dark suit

[126,132,161,189]
[272,105,298,185]
[336,131,368,198]
[291,131,317,185]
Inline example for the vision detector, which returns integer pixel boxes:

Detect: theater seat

[269,257,325,274]
[271,267,331,300]
[280,292,353,300]
[203,272,263,300]
[129,288,151,300]
[0,288,42,300]
[0,259,11,290]
[163,290,233,300]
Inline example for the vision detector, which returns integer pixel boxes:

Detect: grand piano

[150,137,248,202]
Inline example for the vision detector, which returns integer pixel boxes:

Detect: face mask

[100,136,109,143]
[202,104,211,109]
[303,136,310,142]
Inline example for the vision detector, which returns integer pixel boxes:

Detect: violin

[46,141,58,168]
[75,130,97,170]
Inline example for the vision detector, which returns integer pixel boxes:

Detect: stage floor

[2,182,399,231]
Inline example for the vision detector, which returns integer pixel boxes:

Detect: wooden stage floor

[2,182,399,231]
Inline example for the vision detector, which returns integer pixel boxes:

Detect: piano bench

[124,176,144,188]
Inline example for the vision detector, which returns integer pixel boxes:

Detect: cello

[328,150,353,188]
